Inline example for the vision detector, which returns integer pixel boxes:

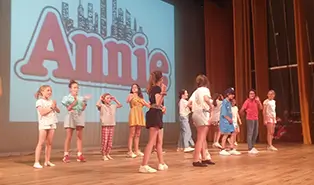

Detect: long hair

[212,93,220,107]
[130,83,143,98]
[34,85,51,99]
[68,80,78,88]
[147,71,163,94]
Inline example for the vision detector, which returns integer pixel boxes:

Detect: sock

[77,152,82,156]
[64,152,69,156]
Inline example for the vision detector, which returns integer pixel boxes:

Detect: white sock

[77,152,82,156]
[64,152,69,156]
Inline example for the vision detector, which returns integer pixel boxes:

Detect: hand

[111,96,116,101]
[161,83,167,92]
[255,96,260,102]
[51,100,56,109]
[227,118,233,124]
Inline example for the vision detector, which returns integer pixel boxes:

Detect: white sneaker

[33,162,43,169]
[106,155,113,160]
[103,156,109,161]
[267,145,278,151]
[234,142,238,146]
[127,152,137,158]
[136,151,144,157]
[248,148,258,154]
[158,163,169,171]
[229,149,241,155]
[183,147,195,153]
[44,161,55,167]
[252,148,259,153]
[139,165,157,173]
[212,142,222,149]
[219,150,231,156]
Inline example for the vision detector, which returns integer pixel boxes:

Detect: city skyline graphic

[61,0,144,45]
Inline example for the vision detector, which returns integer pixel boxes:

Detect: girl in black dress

[139,71,168,173]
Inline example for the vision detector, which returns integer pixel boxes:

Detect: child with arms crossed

[34,85,60,168]
[96,93,122,160]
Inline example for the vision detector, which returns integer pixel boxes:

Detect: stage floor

[0,143,313,185]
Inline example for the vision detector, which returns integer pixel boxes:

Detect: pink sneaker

[77,155,86,162]
[62,155,70,163]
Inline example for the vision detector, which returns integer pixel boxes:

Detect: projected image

[10,0,175,122]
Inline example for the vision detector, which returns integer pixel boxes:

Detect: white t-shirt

[100,104,117,126]
[36,99,58,126]
[263,99,276,123]
[178,98,191,117]
[189,87,211,112]
[231,106,239,124]
[210,100,222,122]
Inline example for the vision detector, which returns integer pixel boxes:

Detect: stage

[0,143,313,185]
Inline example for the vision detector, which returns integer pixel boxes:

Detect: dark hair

[212,93,220,107]
[249,89,256,94]
[130,83,143,98]
[195,74,209,88]
[178,89,187,99]
[68,80,78,88]
[147,71,163,94]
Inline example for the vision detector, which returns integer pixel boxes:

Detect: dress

[145,86,163,129]
[128,96,146,127]
[219,99,235,134]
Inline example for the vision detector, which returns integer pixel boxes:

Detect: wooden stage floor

[0,143,313,185]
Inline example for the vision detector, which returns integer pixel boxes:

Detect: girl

[126,83,150,158]
[96,93,122,160]
[230,99,242,146]
[263,90,278,151]
[190,74,215,167]
[34,85,60,169]
[139,71,168,173]
[62,80,91,163]
[219,88,241,156]
[210,93,223,149]
[240,89,263,154]
[177,89,195,152]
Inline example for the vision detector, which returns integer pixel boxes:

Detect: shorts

[219,121,235,134]
[39,123,57,130]
[192,109,210,127]
[210,121,219,126]
[145,108,163,129]
[64,111,85,129]
[233,122,239,129]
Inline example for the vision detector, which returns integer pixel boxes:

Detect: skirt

[145,108,163,129]
[192,109,210,127]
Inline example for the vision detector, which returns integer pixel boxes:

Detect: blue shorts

[219,121,235,134]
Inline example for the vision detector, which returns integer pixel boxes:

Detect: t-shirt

[263,99,276,123]
[178,98,190,117]
[210,100,222,122]
[61,94,85,112]
[36,99,58,126]
[149,86,163,105]
[220,99,232,125]
[189,87,211,112]
[100,104,117,126]
[241,99,259,120]
[231,106,239,124]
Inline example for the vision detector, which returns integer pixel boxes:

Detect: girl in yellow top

[127,84,150,158]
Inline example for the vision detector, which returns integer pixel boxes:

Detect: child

[230,99,242,146]
[240,89,263,154]
[96,93,122,160]
[62,80,91,163]
[177,89,195,152]
[263,90,278,151]
[139,71,168,173]
[190,74,215,167]
[34,85,60,168]
[127,84,150,158]
[210,93,223,149]
[219,88,241,156]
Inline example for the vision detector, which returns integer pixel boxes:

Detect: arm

[62,96,78,111]
[126,94,134,103]
[52,100,60,113]
[81,102,87,111]
[37,107,54,116]
[237,113,242,125]
[263,103,267,124]
[141,99,150,108]
[162,106,166,114]
[239,100,247,115]
[221,102,232,123]
[113,97,123,108]
[96,97,102,111]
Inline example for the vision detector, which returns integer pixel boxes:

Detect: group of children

[33,72,278,173]
[177,74,278,167]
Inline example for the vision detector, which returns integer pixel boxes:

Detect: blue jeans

[178,116,195,148]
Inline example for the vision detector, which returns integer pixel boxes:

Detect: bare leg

[45,129,55,164]
[156,129,165,164]
[128,126,136,152]
[193,126,208,162]
[141,127,158,166]
[76,126,84,154]
[134,126,142,153]
[34,130,48,164]
[64,128,73,154]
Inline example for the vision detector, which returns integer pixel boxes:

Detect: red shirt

[241,99,260,120]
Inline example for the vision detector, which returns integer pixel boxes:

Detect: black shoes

[192,161,208,167]
[202,160,215,165]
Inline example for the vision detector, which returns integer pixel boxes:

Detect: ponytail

[34,85,50,99]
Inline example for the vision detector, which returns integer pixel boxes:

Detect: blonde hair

[147,71,163,94]
[35,85,51,99]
